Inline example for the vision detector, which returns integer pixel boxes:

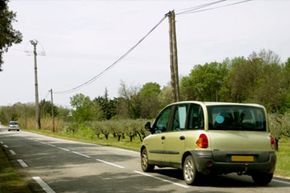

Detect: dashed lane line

[134,170,189,189]
[3,144,8,148]
[47,144,56,147]
[9,149,16,155]
[72,151,91,158]
[32,177,56,193]
[17,159,28,168]
[58,147,70,152]
[96,158,125,169]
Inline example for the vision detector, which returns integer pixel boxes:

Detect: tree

[118,81,141,119]
[94,89,117,120]
[70,94,103,122]
[0,0,22,71]
[40,99,58,117]
[139,82,161,118]
[180,62,229,101]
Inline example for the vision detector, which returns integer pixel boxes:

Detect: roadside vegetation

[0,148,32,193]
[1,49,290,178]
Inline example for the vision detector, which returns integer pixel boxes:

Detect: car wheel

[141,148,154,172]
[252,173,273,186]
[183,155,200,185]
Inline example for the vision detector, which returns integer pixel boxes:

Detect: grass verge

[276,138,290,177]
[0,147,32,193]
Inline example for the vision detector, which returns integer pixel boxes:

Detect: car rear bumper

[191,150,276,175]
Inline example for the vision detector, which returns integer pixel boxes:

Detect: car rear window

[207,105,266,131]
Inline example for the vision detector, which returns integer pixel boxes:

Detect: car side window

[188,104,204,130]
[172,105,188,131]
[154,107,172,133]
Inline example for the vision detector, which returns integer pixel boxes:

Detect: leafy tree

[118,81,141,119]
[0,0,22,71]
[70,93,103,122]
[40,99,58,117]
[139,82,161,118]
[94,89,117,120]
[180,62,229,101]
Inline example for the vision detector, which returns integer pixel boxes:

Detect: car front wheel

[141,148,154,172]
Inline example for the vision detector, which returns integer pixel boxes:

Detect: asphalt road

[0,126,290,193]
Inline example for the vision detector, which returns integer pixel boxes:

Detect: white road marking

[273,179,290,185]
[96,158,125,169]
[58,147,70,152]
[0,141,3,144]
[47,144,56,147]
[9,150,16,155]
[134,170,189,189]
[32,177,56,193]
[17,159,28,168]
[3,144,8,148]
[72,151,91,158]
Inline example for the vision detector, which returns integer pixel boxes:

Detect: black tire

[141,148,154,172]
[183,155,200,185]
[252,173,273,186]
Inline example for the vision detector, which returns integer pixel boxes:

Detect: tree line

[1,49,290,140]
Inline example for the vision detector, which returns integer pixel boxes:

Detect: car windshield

[9,121,18,126]
[207,105,266,131]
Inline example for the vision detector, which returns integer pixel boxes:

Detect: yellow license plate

[231,155,254,162]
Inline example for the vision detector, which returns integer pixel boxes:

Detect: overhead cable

[54,15,167,95]
[176,0,227,15]
[178,0,253,15]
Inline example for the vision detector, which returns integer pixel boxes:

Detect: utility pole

[167,10,180,102]
[50,89,55,132]
[30,40,41,129]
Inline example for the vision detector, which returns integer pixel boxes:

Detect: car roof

[169,101,265,108]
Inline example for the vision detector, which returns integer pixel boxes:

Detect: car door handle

[161,136,166,140]
[179,136,185,140]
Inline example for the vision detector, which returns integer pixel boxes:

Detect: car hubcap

[184,158,194,182]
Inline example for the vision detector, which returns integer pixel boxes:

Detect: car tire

[252,173,273,186]
[183,155,200,185]
[141,148,154,172]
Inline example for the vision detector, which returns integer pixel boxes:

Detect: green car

[140,101,276,185]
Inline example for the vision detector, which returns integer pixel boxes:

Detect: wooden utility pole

[167,10,180,102]
[30,40,41,129]
[50,89,55,132]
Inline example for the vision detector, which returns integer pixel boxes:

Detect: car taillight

[270,134,276,150]
[196,134,208,148]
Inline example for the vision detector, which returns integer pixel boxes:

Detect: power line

[54,15,167,95]
[176,0,227,15]
[177,0,253,15]
[54,0,253,95]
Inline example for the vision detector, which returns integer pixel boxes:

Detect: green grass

[276,138,290,177]
[0,148,32,193]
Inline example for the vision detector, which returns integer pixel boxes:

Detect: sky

[1,0,290,107]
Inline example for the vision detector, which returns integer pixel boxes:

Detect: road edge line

[32,176,56,193]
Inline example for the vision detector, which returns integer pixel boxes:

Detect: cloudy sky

[1,0,290,107]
